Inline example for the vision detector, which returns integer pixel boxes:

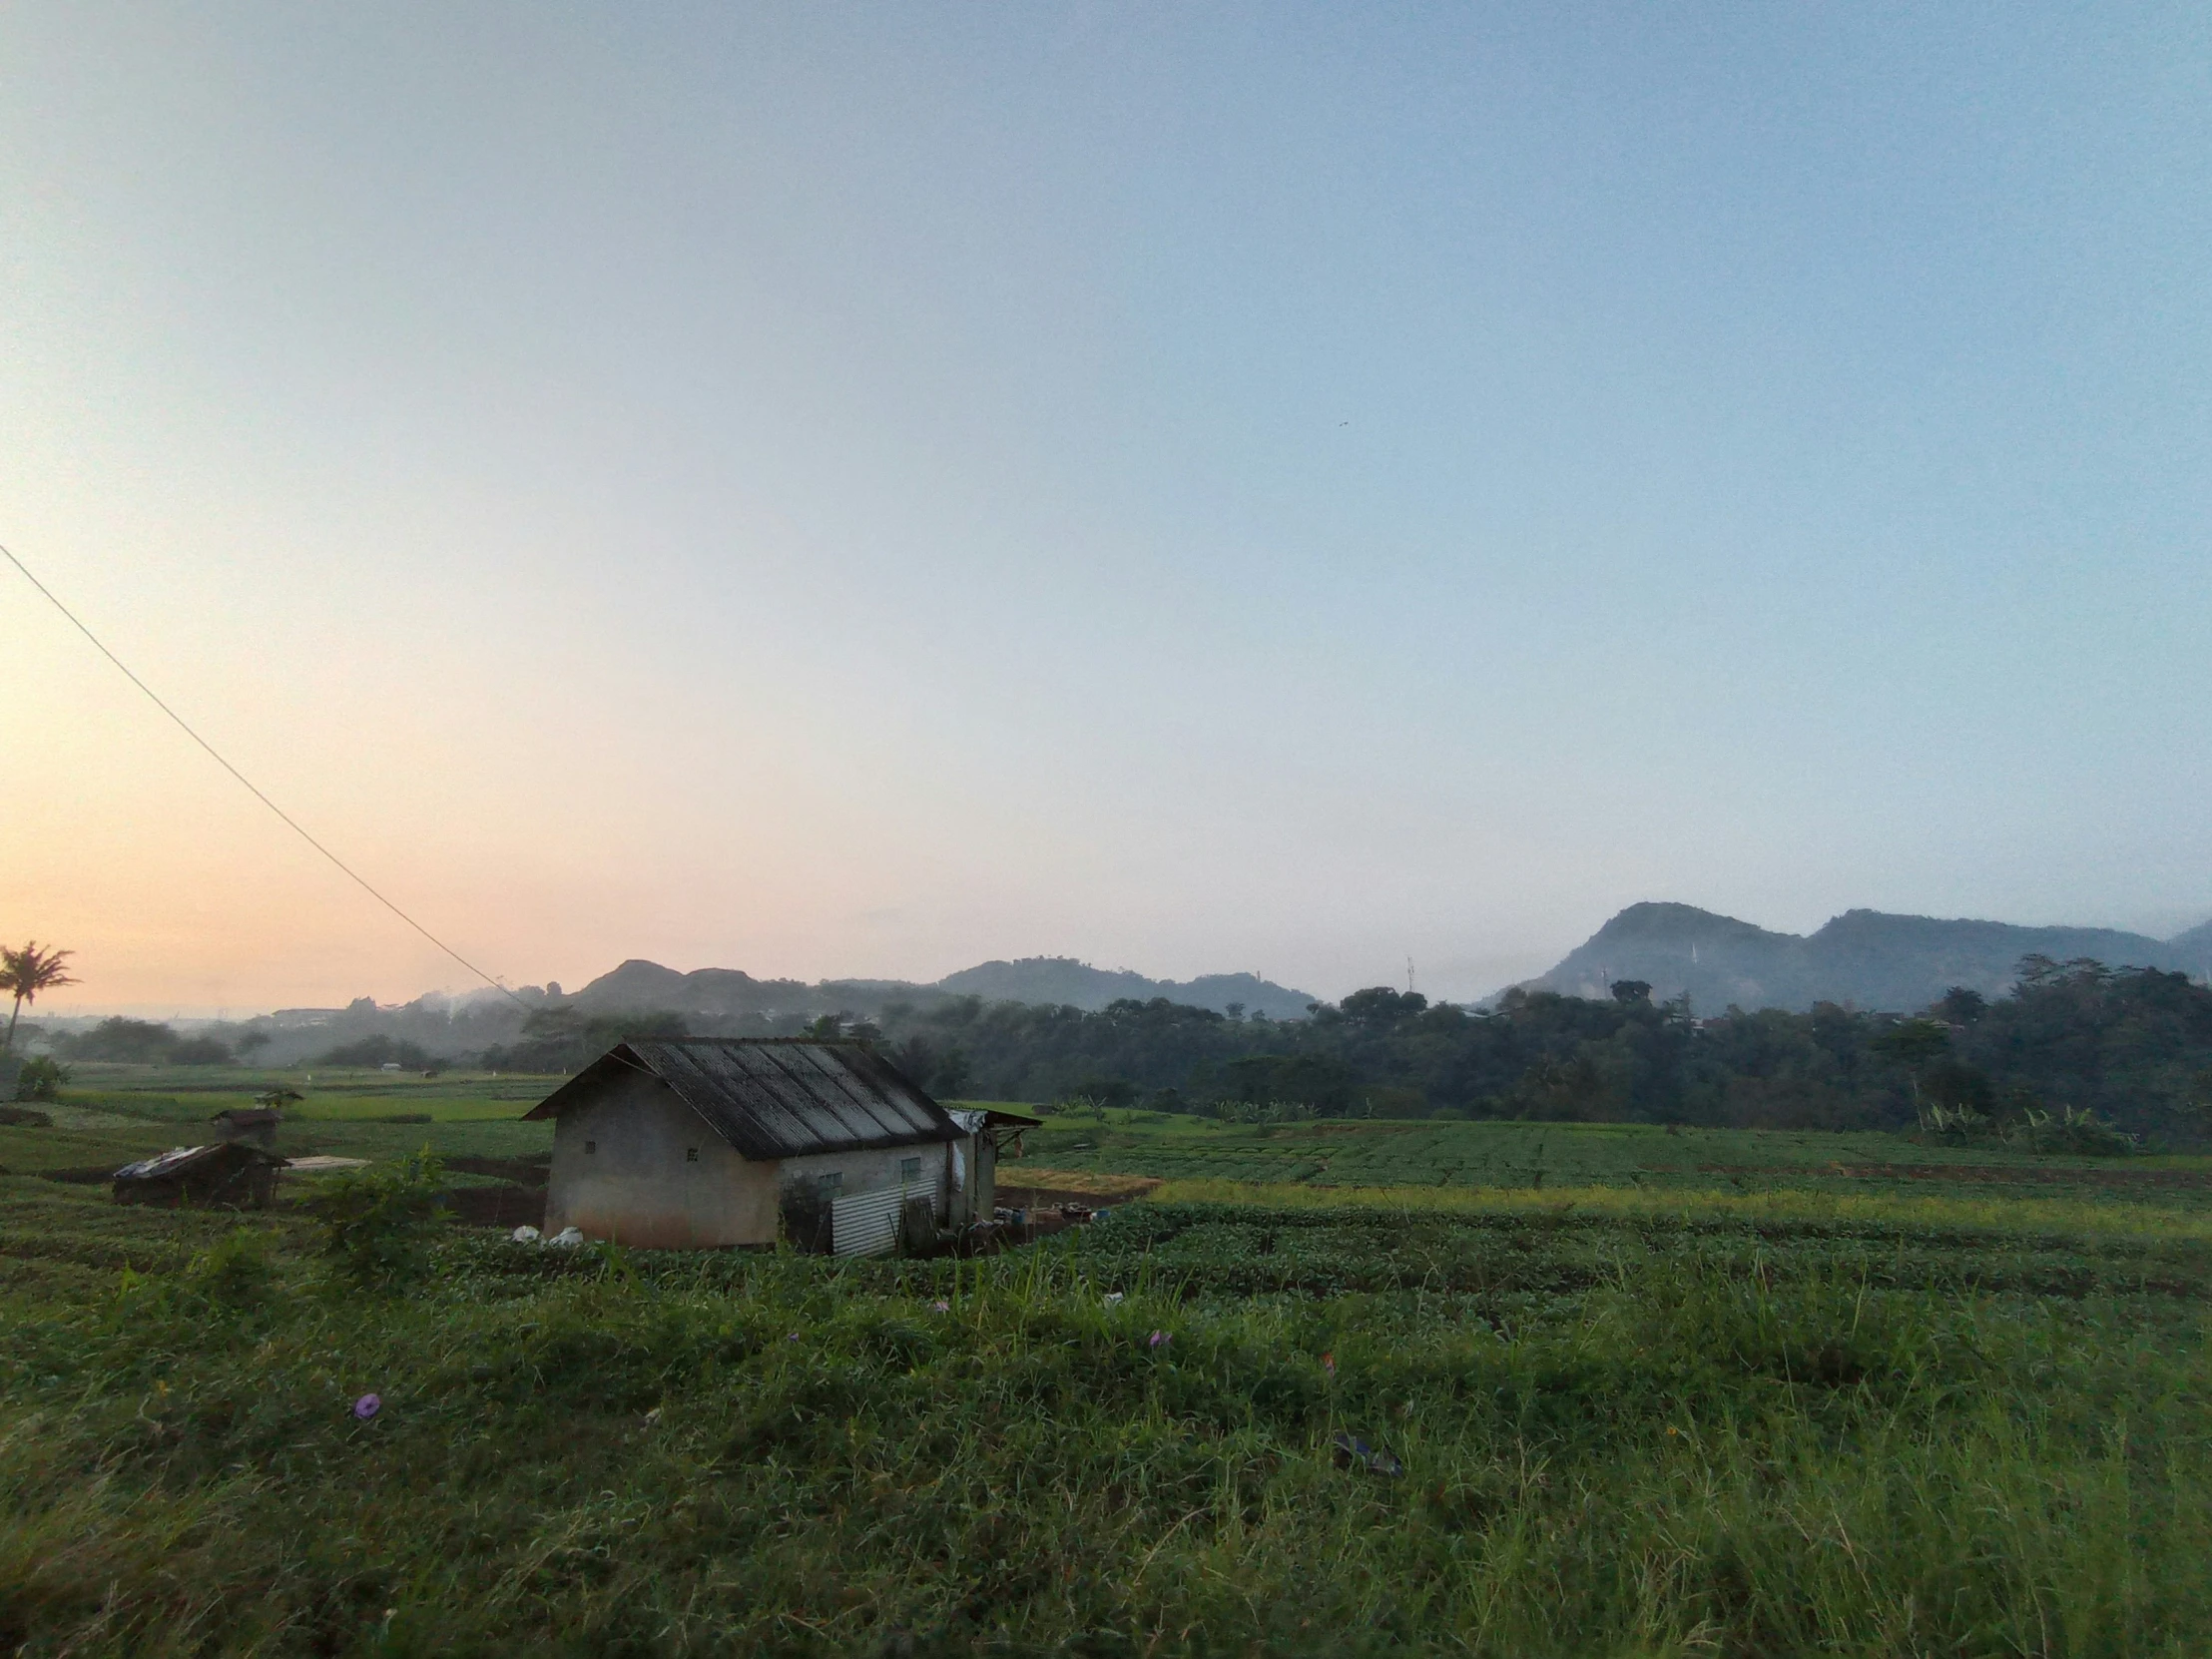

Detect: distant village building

[525,1038,1033,1253]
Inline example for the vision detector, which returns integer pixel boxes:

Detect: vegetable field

[6,1069,2212,1653]
[1027,1109,2212,1213]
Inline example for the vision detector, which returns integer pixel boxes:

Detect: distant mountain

[1526,902,2212,1013]
[2170,918,2212,964]
[569,960,814,1018]
[567,955,1319,1021]
[935,958,1317,1019]
[934,957,1159,1007]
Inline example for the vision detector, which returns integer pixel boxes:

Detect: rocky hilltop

[1526,902,2212,1013]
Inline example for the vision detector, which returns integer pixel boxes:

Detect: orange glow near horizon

[6,8,2205,1013]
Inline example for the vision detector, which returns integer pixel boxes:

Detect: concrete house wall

[974,1130,997,1218]
[778,1141,954,1219]
[942,1113,1000,1227]
[544,1070,779,1249]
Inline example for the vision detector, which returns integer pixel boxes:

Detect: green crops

[2,1180,2210,1655]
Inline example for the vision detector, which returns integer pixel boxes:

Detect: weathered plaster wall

[543,1071,778,1249]
[779,1141,953,1218]
[976,1132,997,1217]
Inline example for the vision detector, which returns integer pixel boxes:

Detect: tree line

[479,953,2212,1142]
[865,956,2212,1142]
[19,949,2212,1144]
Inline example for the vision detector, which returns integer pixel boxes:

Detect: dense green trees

[479,1006,691,1074]
[859,958,2212,1141]
[59,1016,234,1065]
[30,951,2208,1141]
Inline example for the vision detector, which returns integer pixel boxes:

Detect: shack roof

[524,1038,961,1161]
[947,1105,1045,1133]
[113,1143,285,1182]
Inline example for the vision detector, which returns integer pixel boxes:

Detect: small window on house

[584,1140,596,1154]
[900,1156,921,1182]
[685,1147,700,1163]
[818,1172,842,1194]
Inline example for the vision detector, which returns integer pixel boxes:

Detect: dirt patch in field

[38,1167,122,1186]
[997,1172,1162,1212]
[1003,1167,1161,1199]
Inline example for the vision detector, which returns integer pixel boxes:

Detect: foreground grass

[3,1180,2210,1656]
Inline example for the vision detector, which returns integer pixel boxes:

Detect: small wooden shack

[526,1038,1005,1253]
[211,1106,283,1149]
[112,1143,285,1209]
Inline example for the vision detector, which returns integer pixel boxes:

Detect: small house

[526,1038,1002,1253]
[211,1106,284,1149]
[113,1143,285,1209]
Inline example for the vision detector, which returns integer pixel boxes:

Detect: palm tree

[1,942,77,1053]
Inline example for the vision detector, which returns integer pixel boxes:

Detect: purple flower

[931,1300,950,1314]
[1148,1330,1170,1350]
[352,1393,381,1420]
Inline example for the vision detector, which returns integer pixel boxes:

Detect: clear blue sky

[3,3,2207,1011]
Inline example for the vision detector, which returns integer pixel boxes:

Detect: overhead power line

[2,539,529,1011]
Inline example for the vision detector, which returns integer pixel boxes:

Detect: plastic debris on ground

[1331,1430,1403,1477]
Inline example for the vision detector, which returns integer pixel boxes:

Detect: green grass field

[5,1073,2212,1653]
[0,1067,557,1181]
[1027,1107,2212,1214]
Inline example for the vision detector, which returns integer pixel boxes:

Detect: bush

[1917,1100,2137,1157]
[305,1149,447,1288]
[1915,1101,1995,1144]
[182,1228,280,1311]
[13,1055,67,1102]
[2014,1105,2137,1157]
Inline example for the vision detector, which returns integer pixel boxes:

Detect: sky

[3,3,2208,1016]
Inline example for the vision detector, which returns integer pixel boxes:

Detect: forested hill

[567,955,1317,1021]
[934,959,1315,1019]
[1526,902,2212,1013]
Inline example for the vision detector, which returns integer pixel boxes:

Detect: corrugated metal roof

[525,1039,960,1161]
[113,1143,284,1182]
